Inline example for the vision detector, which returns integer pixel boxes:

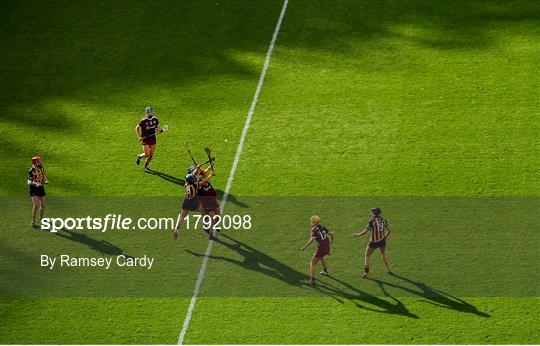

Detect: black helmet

[185,174,196,184]
[370,207,382,216]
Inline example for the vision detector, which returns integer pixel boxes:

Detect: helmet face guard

[370,207,382,217]
[185,174,196,184]
[32,156,42,165]
[144,106,153,118]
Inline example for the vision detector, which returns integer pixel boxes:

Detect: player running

[300,215,334,286]
[28,156,48,228]
[196,159,221,236]
[353,207,392,278]
[135,106,163,171]
[172,165,216,241]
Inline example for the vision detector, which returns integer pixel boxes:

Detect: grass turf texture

[1,0,539,344]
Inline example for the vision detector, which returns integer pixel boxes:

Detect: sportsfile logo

[41,214,167,233]
[40,214,252,233]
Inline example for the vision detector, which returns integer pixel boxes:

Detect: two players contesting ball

[172,144,220,241]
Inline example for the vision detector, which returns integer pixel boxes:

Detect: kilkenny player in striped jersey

[353,207,392,277]
[301,215,334,286]
[172,165,216,241]
[28,156,49,228]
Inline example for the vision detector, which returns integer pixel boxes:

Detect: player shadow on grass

[369,273,490,318]
[186,234,418,318]
[145,168,249,208]
[314,274,419,319]
[54,229,133,258]
[186,234,307,287]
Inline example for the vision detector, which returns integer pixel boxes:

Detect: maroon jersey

[311,224,331,248]
[138,116,159,138]
[197,173,216,196]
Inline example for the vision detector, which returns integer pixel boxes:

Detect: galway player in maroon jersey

[135,106,163,170]
[353,207,392,278]
[172,165,216,241]
[300,215,334,286]
[28,156,48,228]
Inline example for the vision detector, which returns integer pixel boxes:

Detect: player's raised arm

[191,164,202,175]
[198,170,215,187]
[203,161,214,174]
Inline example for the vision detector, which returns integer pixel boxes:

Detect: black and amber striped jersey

[366,217,389,242]
[184,182,199,199]
[28,166,45,185]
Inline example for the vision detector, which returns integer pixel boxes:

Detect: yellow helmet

[310,215,321,225]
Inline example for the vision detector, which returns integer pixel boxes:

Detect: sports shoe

[136,156,141,165]
[385,266,392,274]
[172,230,178,240]
[320,269,329,276]
[361,272,370,278]
[307,279,315,286]
[208,234,217,241]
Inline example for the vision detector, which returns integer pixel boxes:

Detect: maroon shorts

[182,197,200,212]
[314,246,330,258]
[142,136,156,146]
[197,196,220,213]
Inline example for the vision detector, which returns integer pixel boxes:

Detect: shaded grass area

[0,0,284,196]
[185,296,540,344]
[0,297,189,344]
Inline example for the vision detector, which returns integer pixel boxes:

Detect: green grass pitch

[1,0,539,344]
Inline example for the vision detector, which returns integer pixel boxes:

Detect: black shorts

[182,197,200,212]
[368,239,386,249]
[29,185,46,197]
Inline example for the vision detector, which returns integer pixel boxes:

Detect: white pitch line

[177,1,289,344]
